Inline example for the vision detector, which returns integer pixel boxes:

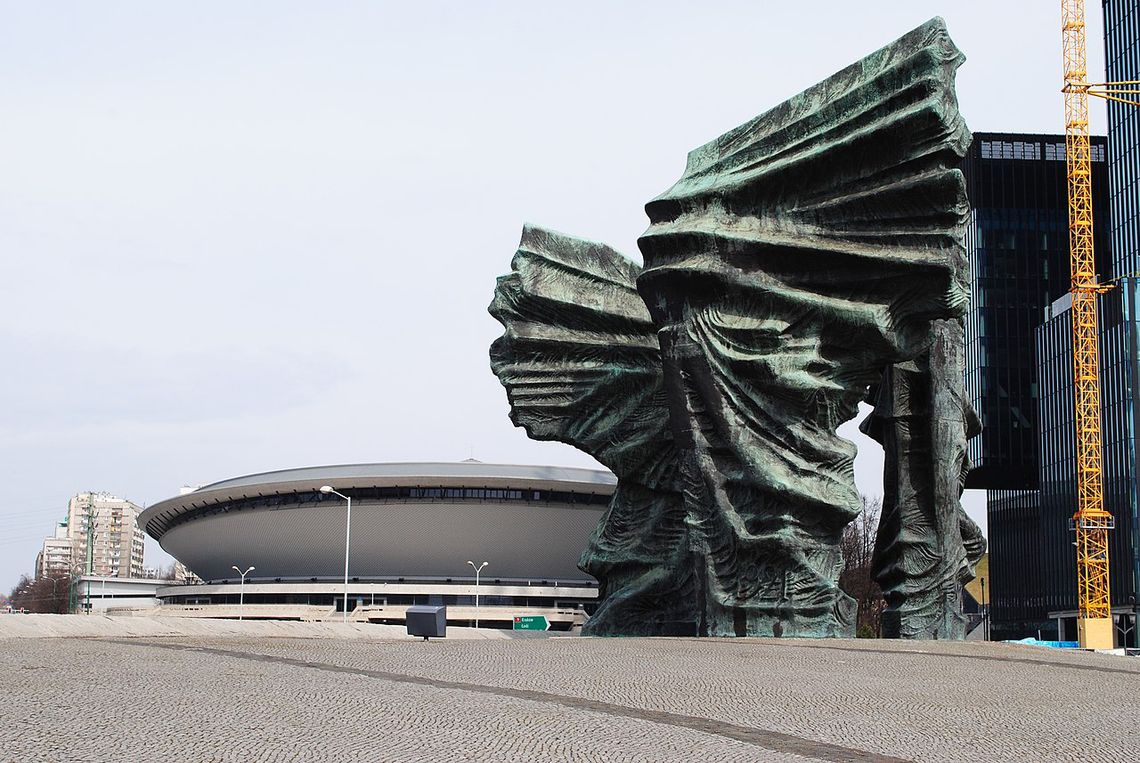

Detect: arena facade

[140,462,615,629]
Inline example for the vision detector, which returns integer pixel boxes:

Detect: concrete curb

[0,613,513,640]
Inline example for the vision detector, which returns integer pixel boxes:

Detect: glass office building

[983,490,1047,631]
[961,133,1109,638]
[1070,0,1140,643]
[1035,282,1140,642]
[954,5,1140,643]
[962,134,1109,492]
[1105,0,1140,279]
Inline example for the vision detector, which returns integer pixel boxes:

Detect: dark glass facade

[1036,283,1140,629]
[963,6,1140,643]
[1105,0,1140,278]
[1104,0,1140,590]
[984,489,1048,636]
[961,133,1110,637]
[962,133,1108,491]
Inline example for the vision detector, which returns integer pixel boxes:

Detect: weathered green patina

[490,18,983,638]
[861,321,986,639]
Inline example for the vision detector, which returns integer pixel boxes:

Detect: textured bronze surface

[490,18,981,638]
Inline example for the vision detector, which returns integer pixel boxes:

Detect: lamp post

[47,576,62,614]
[1128,595,1138,649]
[466,560,488,628]
[320,486,353,624]
[231,565,255,621]
[980,577,988,641]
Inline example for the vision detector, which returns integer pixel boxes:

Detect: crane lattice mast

[1062,0,1114,650]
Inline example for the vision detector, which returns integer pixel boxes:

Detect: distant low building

[74,576,166,612]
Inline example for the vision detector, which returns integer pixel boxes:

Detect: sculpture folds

[491,18,982,638]
[861,321,986,639]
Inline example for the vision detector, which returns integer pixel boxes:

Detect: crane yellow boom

[1062,0,1115,650]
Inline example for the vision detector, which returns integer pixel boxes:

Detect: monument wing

[489,224,676,490]
[632,17,972,637]
[639,16,970,351]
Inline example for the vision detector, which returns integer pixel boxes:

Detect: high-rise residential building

[961,132,1109,638]
[36,519,72,578]
[64,492,146,579]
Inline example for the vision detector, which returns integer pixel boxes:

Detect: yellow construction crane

[1059,0,1140,650]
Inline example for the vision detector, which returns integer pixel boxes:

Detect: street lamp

[49,575,71,615]
[980,577,988,641]
[320,486,353,624]
[466,560,488,628]
[231,565,255,621]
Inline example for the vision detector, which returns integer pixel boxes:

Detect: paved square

[2,620,1137,762]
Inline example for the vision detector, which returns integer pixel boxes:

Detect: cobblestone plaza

[3,623,1138,762]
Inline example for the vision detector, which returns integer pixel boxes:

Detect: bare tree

[839,496,883,637]
[8,573,73,614]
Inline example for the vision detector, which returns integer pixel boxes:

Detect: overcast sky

[0,2,1107,592]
